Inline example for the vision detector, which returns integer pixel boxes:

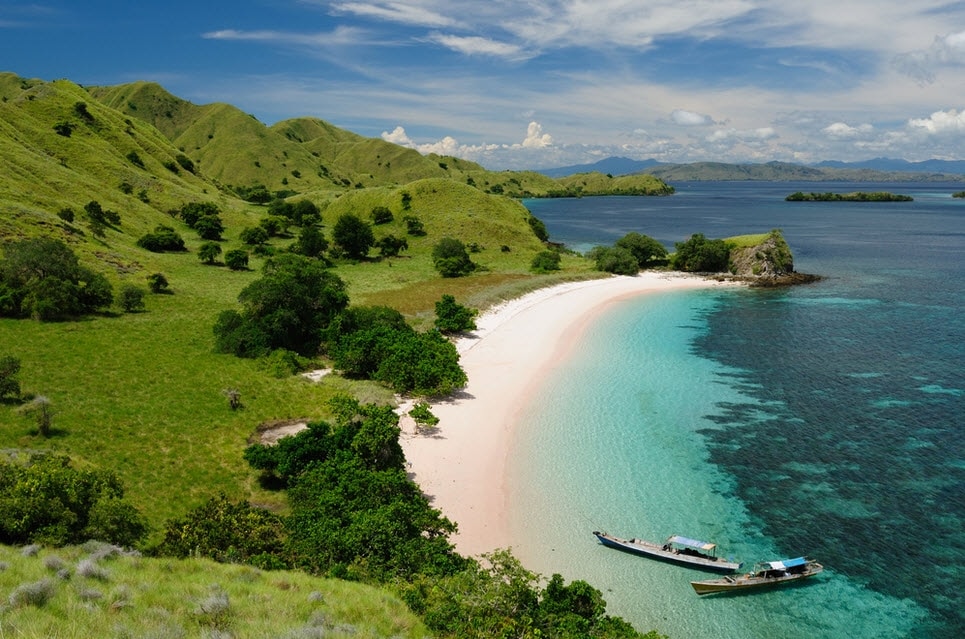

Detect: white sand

[399,272,738,557]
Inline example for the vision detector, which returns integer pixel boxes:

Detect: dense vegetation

[953,191,965,198]
[785,191,913,202]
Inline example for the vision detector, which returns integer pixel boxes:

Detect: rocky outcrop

[727,230,820,286]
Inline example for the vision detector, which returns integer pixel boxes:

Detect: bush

[118,285,145,313]
[409,402,439,427]
[371,206,394,224]
[587,246,639,275]
[432,238,474,278]
[8,578,57,608]
[147,272,170,294]
[671,233,731,272]
[615,232,668,268]
[198,242,222,264]
[178,201,221,228]
[377,234,408,257]
[434,294,477,333]
[0,354,22,401]
[332,213,375,259]
[239,226,270,246]
[403,215,426,236]
[530,249,562,273]
[136,225,186,252]
[194,214,225,241]
[224,249,249,271]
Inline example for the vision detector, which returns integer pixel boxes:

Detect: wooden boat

[592,531,741,572]
[690,557,823,595]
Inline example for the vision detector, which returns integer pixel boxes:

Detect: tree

[587,246,639,275]
[194,214,225,241]
[136,225,186,252]
[147,272,170,294]
[118,284,145,313]
[224,249,249,271]
[20,396,53,437]
[0,237,113,320]
[198,242,222,264]
[153,493,285,567]
[0,355,21,401]
[332,213,375,259]
[531,249,562,273]
[432,237,475,278]
[371,206,394,224]
[291,199,321,226]
[528,214,549,241]
[0,453,148,547]
[178,201,220,228]
[671,233,732,272]
[239,226,269,246]
[434,294,477,333]
[403,215,426,236]
[376,234,408,258]
[615,232,668,268]
[213,254,348,357]
[291,225,328,259]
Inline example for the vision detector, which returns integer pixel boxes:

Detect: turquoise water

[510,184,963,638]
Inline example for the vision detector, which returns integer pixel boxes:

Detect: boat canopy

[765,557,807,570]
[668,535,716,551]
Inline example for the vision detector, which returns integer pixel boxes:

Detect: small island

[785,191,913,202]
[953,191,964,199]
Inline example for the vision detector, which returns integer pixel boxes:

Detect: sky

[2,1,964,170]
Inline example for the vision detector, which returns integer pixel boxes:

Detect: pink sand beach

[399,272,737,557]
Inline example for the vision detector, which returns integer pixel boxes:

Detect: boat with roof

[592,531,741,572]
[690,557,823,595]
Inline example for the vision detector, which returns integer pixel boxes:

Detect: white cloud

[893,29,965,83]
[381,125,414,145]
[907,109,965,134]
[520,121,553,148]
[330,2,457,28]
[823,122,873,137]
[427,33,526,58]
[671,109,713,126]
[706,127,776,142]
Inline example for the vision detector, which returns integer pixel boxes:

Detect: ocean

[510,182,964,638]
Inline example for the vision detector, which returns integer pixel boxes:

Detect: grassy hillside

[0,543,427,638]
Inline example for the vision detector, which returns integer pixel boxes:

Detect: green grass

[0,543,428,638]
[723,233,769,248]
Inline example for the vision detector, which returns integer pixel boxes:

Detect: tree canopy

[0,237,113,320]
[671,233,732,272]
[432,237,475,278]
[332,213,375,259]
[615,232,668,268]
[213,254,349,357]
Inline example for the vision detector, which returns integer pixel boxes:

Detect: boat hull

[593,532,741,573]
[691,563,823,595]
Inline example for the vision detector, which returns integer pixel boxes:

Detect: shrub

[530,249,561,273]
[432,238,474,278]
[434,294,477,333]
[118,285,145,313]
[332,213,375,259]
[53,121,75,137]
[371,206,394,224]
[8,578,57,608]
[377,234,408,258]
[57,208,75,223]
[224,249,249,271]
[194,214,225,241]
[125,150,144,168]
[137,226,186,252]
[403,215,426,236]
[615,232,668,268]
[587,246,639,275]
[409,402,439,427]
[198,242,222,264]
[239,226,269,246]
[0,354,22,401]
[147,273,170,294]
[671,233,732,272]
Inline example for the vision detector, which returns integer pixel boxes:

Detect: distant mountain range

[540,157,965,181]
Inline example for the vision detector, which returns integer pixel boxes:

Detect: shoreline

[399,271,740,557]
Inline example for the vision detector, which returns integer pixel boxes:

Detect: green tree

[403,215,426,236]
[615,232,668,268]
[0,453,148,547]
[118,285,145,313]
[432,237,475,278]
[224,249,249,271]
[239,226,270,246]
[376,234,408,258]
[0,355,22,401]
[528,214,549,241]
[194,214,225,241]
[371,206,394,224]
[153,493,286,567]
[198,242,222,264]
[136,225,186,252]
[531,249,562,273]
[332,213,375,259]
[434,294,477,333]
[0,237,113,320]
[213,254,348,357]
[292,225,328,259]
[147,272,170,294]
[587,246,639,275]
[671,233,732,272]
[178,201,220,228]
[291,199,321,226]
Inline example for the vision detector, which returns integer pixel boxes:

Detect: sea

[510,182,964,639]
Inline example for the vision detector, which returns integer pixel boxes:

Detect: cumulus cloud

[671,109,713,126]
[823,122,873,138]
[520,121,553,148]
[907,109,965,134]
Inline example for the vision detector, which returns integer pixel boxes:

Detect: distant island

[785,191,913,202]
[954,191,965,198]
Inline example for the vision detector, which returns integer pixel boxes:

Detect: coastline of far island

[785,191,913,202]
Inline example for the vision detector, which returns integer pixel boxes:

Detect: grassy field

[0,543,427,638]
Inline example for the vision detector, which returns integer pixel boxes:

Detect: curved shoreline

[399,272,741,557]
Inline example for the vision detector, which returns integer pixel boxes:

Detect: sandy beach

[399,272,738,557]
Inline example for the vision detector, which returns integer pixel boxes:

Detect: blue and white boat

[690,557,824,595]
[592,530,741,572]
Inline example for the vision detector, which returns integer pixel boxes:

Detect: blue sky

[2,1,964,169]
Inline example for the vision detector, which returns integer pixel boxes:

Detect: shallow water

[509,183,964,638]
